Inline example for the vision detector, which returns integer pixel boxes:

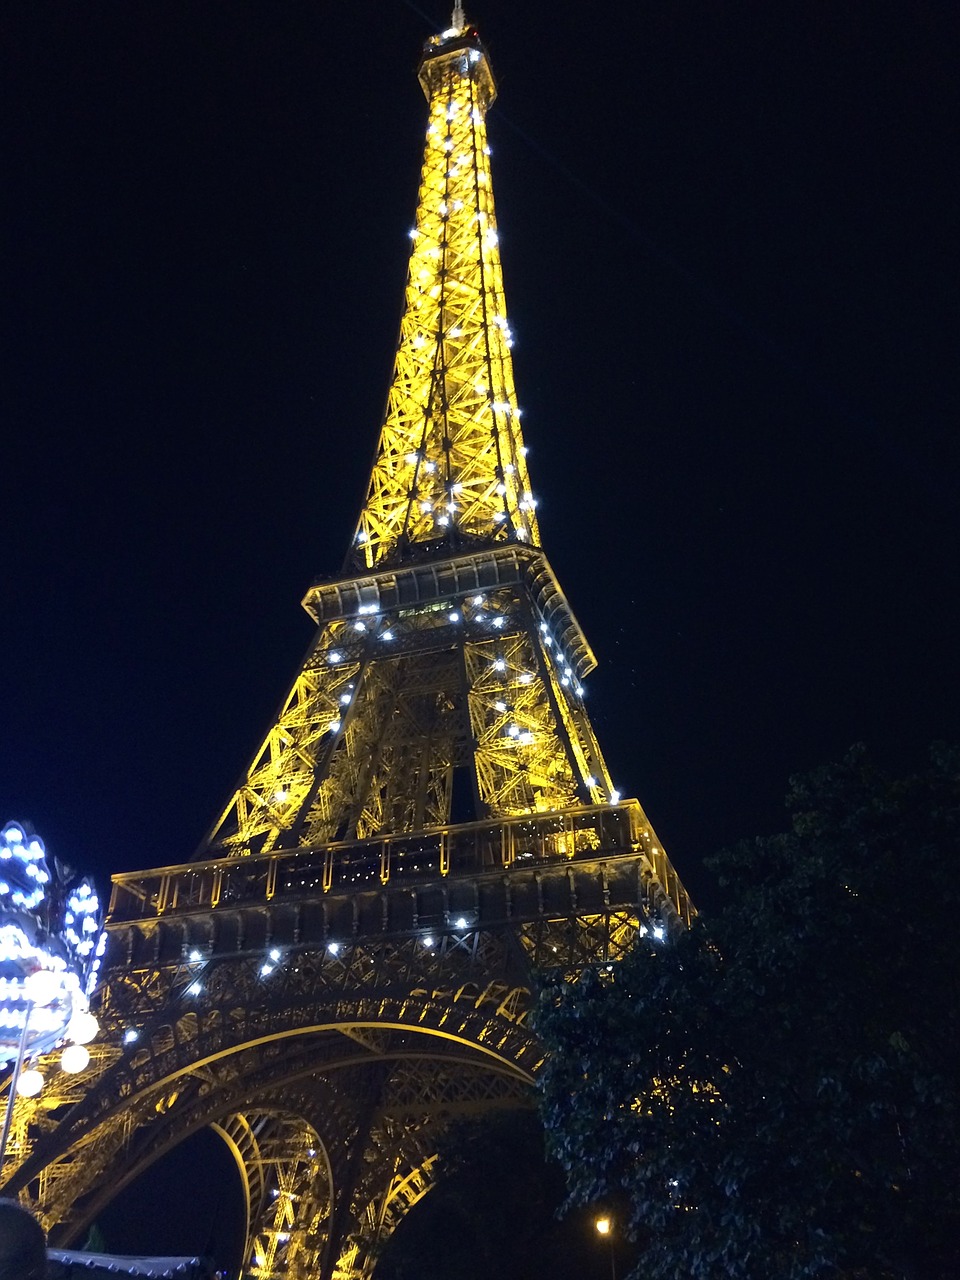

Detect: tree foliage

[537,746,960,1280]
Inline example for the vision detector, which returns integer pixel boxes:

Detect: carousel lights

[0,822,104,1162]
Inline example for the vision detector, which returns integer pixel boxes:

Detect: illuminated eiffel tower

[3,11,691,1278]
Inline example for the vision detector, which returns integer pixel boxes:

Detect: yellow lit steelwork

[4,13,694,1280]
[197,18,594,860]
[355,27,537,567]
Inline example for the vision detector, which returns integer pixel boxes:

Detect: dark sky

[2,0,957,913]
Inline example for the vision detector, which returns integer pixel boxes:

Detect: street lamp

[595,1214,616,1280]
[0,822,105,1167]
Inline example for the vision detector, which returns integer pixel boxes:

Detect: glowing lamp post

[595,1215,616,1280]
[0,823,105,1167]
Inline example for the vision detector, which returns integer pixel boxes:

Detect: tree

[537,746,960,1280]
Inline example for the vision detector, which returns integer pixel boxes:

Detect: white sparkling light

[67,1011,99,1045]
[16,1069,44,1098]
[61,1042,91,1074]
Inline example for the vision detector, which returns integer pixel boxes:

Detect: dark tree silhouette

[538,745,960,1280]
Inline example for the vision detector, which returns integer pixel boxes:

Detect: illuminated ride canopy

[0,822,104,1086]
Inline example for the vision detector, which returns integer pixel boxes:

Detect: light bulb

[67,1010,99,1045]
[24,969,62,1006]
[16,1069,44,1097]
[61,1043,91,1074]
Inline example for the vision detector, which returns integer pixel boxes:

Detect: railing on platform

[108,801,693,927]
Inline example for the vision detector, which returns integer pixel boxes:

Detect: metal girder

[199,562,618,859]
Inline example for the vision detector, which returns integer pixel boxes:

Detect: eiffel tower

[3,11,692,1277]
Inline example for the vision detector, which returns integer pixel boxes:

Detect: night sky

[3,0,957,912]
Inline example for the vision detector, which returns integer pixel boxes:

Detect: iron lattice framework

[1,15,693,1280]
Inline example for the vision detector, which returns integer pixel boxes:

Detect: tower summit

[6,17,692,1280]
[355,17,537,566]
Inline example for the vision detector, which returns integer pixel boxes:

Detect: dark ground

[2,0,957,1269]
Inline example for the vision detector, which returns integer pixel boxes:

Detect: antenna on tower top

[452,5,466,29]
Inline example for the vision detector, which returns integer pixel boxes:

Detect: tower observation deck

[2,14,692,1280]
